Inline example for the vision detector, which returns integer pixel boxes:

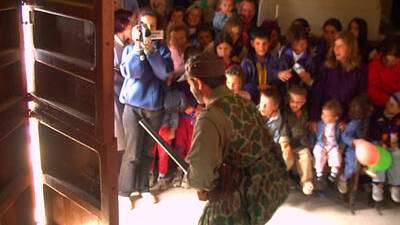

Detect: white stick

[275,4,279,19]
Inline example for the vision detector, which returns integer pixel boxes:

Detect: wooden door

[0,0,34,224]
[0,0,118,224]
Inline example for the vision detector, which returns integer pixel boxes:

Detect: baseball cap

[177,51,225,82]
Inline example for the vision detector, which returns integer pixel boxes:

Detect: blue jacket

[119,42,173,110]
[315,121,342,147]
[279,47,316,90]
[341,119,369,148]
[213,11,231,30]
[241,50,281,103]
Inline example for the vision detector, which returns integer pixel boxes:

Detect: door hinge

[22,6,34,25]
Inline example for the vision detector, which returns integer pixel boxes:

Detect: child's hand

[298,71,313,86]
[278,69,292,82]
[339,121,347,131]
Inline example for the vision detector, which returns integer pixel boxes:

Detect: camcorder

[136,21,164,61]
[136,21,164,42]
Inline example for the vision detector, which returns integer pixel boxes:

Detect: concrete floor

[118,186,400,225]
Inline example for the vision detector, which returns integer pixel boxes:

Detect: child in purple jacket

[279,24,316,92]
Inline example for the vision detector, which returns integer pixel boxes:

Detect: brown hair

[139,8,158,20]
[322,99,342,118]
[166,22,189,47]
[325,31,361,71]
[260,87,281,106]
[348,94,373,120]
[225,64,242,77]
[288,85,307,98]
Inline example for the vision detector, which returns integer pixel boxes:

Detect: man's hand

[143,37,154,54]
[308,121,317,133]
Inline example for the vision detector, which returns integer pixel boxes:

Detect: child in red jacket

[368,37,400,108]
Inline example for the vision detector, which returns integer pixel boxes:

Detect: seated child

[224,17,249,63]
[214,31,235,68]
[369,92,400,203]
[225,65,251,100]
[168,6,185,25]
[241,27,281,103]
[259,87,284,144]
[313,100,342,184]
[213,0,235,31]
[279,24,316,92]
[338,95,373,194]
[281,86,314,195]
[195,24,215,50]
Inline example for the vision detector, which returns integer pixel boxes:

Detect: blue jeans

[342,147,357,180]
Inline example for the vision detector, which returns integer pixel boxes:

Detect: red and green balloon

[354,139,392,171]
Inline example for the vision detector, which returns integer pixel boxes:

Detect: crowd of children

[114,0,400,205]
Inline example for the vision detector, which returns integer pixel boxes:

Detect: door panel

[0,1,34,224]
[28,0,117,224]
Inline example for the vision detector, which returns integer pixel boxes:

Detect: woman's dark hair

[380,36,400,57]
[348,94,373,120]
[348,17,368,49]
[292,18,310,31]
[286,24,309,46]
[214,31,234,54]
[323,18,342,32]
[114,9,133,34]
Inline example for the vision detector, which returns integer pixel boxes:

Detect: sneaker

[328,173,337,183]
[315,176,325,191]
[337,179,348,194]
[372,183,384,202]
[302,181,314,195]
[149,177,169,192]
[390,186,400,203]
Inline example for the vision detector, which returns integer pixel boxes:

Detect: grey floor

[119,185,400,225]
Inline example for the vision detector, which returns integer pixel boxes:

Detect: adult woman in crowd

[113,9,133,153]
[315,18,343,67]
[310,31,367,124]
[348,17,371,64]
